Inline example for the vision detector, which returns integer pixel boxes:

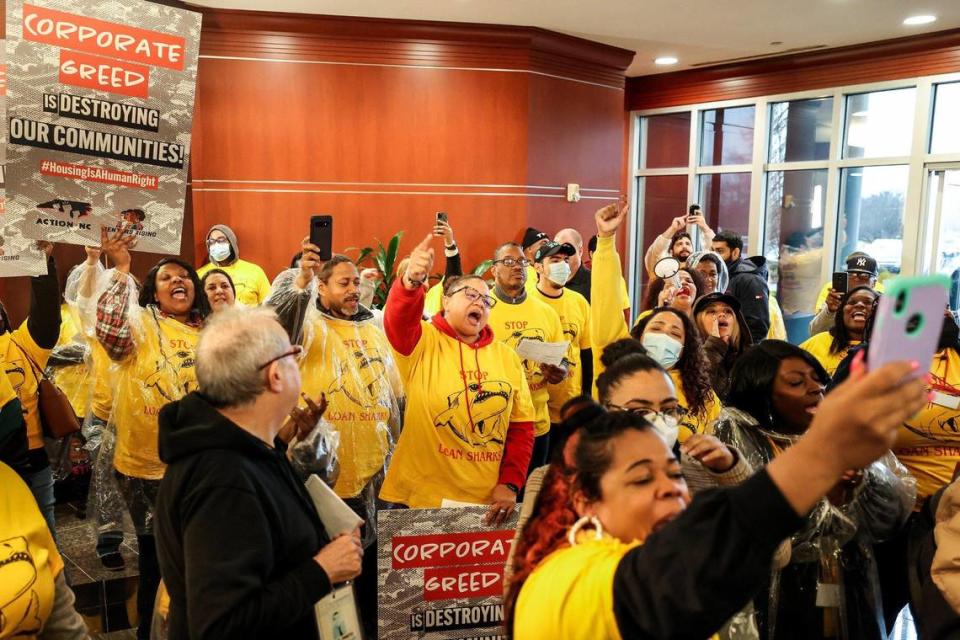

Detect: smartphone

[832,271,848,294]
[309,215,333,261]
[436,211,448,224]
[687,204,700,223]
[869,274,951,379]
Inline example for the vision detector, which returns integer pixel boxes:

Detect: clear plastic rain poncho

[686,250,730,294]
[712,407,916,640]
[268,268,404,548]
[75,261,200,535]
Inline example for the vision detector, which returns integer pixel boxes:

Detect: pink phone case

[869,275,950,378]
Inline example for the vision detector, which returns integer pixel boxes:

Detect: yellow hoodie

[198,259,271,307]
[0,322,52,451]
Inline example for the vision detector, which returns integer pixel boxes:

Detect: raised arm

[26,242,61,349]
[267,237,319,345]
[95,227,138,361]
[591,201,632,353]
[384,234,434,356]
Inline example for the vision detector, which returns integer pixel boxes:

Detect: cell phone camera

[896,290,907,313]
[906,313,923,335]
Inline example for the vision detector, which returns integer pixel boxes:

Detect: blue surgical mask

[209,241,231,263]
[647,413,680,449]
[547,262,571,286]
[641,332,683,370]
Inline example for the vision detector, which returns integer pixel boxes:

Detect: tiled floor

[55,502,140,634]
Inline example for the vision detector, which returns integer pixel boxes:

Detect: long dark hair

[631,307,713,417]
[643,267,706,312]
[138,257,203,318]
[596,338,666,404]
[727,340,829,430]
[829,285,878,354]
[504,410,651,636]
[199,268,236,318]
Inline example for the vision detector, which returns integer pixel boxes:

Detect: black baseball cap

[693,291,741,315]
[522,227,550,250]
[845,253,879,277]
[535,241,577,263]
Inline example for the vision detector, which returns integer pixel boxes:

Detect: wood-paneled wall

[190,9,633,279]
[1,8,632,326]
[627,28,960,110]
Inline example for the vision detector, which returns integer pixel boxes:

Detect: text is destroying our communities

[5,0,201,256]
[378,507,517,640]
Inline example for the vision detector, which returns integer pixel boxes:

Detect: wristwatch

[504,483,520,495]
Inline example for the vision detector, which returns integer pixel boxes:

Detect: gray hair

[196,306,292,408]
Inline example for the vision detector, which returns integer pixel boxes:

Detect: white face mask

[647,413,680,449]
[641,332,683,370]
[209,242,231,263]
[546,261,571,286]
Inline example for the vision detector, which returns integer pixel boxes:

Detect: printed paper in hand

[516,339,569,366]
[305,474,363,539]
[316,584,363,640]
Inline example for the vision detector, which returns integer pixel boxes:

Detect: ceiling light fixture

[903,15,937,26]
[654,56,678,65]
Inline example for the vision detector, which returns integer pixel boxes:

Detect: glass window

[768,97,833,163]
[764,169,829,321]
[843,88,916,159]
[639,174,688,284]
[640,113,691,169]
[837,165,909,278]
[698,173,751,247]
[700,106,755,166]
[931,82,960,154]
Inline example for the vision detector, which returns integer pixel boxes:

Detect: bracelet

[406,276,424,288]
[504,483,520,495]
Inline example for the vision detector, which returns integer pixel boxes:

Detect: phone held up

[309,215,333,261]
[687,204,700,223]
[436,211,448,225]
[832,271,848,294]
[869,274,950,379]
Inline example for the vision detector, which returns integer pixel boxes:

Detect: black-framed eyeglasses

[257,345,303,370]
[494,257,530,268]
[449,286,497,309]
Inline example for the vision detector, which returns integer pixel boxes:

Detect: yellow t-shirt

[0,322,52,451]
[0,461,64,639]
[90,341,115,423]
[47,305,92,419]
[487,293,564,437]
[532,288,591,423]
[767,296,787,340]
[515,536,640,640]
[895,349,960,502]
[197,259,271,307]
[111,309,199,480]
[298,311,404,498]
[424,281,444,317]
[380,324,535,508]
[671,369,722,442]
[799,332,858,377]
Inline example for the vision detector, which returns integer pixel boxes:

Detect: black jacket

[155,392,332,640]
[726,256,770,343]
[701,304,754,400]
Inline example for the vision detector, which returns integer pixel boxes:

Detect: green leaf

[472,259,494,277]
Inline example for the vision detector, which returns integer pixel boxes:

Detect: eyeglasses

[603,404,685,421]
[449,286,497,309]
[206,238,230,246]
[494,257,530,268]
[257,344,303,370]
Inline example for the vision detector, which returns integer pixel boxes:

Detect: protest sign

[378,507,516,640]
[5,0,201,254]
[0,38,47,277]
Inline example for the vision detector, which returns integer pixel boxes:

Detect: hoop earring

[567,515,604,546]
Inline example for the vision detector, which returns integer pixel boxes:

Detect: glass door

[921,166,960,310]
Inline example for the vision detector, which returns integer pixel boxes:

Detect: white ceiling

[187,0,960,77]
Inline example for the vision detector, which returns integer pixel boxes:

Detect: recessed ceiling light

[903,15,937,25]
[654,56,678,65]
